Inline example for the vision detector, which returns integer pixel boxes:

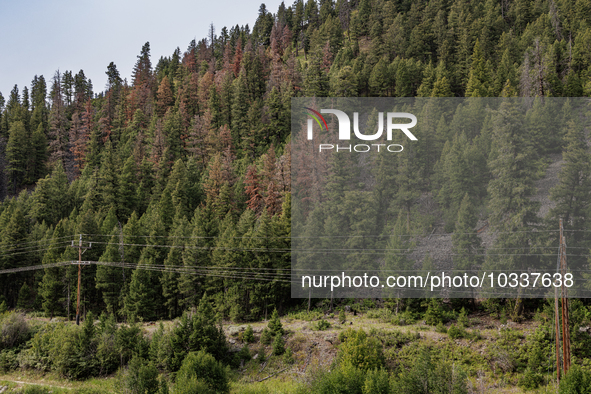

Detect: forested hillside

[1,0,591,322]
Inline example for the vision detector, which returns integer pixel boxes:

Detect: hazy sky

[0,0,285,100]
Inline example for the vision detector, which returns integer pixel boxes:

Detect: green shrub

[362,369,392,394]
[366,308,394,322]
[272,334,285,356]
[447,324,467,339]
[24,318,98,379]
[391,311,414,326]
[175,350,229,394]
[174,378,213,394]
[233,385,271,394]
[237,345,251,362]
[436,323,448,334]
[489,328,522,373]
[559,364,591,394]
[424,299,445,326]
[287,310,323,321]
[168,296,228,372]
[339,309,347,324]
[121,356,160,394]
[0,311,31,349]
[243,325,254,343]
[17,387,52,394]
[21,323,63,371]
[304,362,391,394]
[338,329,385,371]
[21,312,143,379]
[95,314,119,376]
[481,299,503,317]
[307,361,366,394]
[0,349,18,372]
[362,368,391,394]
[313,319,331,331]
[149,322,174,371]
[523,325,552,373]
[47,312,101,379]
[284,348,294,364]
[267,309,284,336]
[392,347,467,394]
[369,328,419,347]
[260,328,273,345]
[457,307,469,327]
[518,368,543,391]
[117,323,150,366]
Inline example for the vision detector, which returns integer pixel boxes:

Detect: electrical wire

[0,235,75,252]
[75,240,591,257]
[79,228,562,240]
[0,243,72,258]
[0,261,72,275]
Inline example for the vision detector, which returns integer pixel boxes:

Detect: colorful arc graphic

[305,107,328,131]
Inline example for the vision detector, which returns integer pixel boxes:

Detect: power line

[4,259,591,275]
[0,235,76,252]
[79,228,562,240]
[83,240,591,257]
[0,243,72,258]
[0,261,71,275]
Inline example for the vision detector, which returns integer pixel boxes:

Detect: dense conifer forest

[2,0,591,392]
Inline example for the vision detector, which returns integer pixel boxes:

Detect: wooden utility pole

[554,281,561,382]
[559,219,571,372]
[70,235,91,325]
[555,219,571,382]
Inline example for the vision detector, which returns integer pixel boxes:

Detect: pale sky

[0,0,285,101]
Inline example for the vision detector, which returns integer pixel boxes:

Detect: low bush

[305,361,366,394]
[19,312,141,379]
[121,356,160,394]
[559,364,591,394]
[338,329,385,371]
[0,311,31,349]
[436,323,448,334]
[175,350,229,394]
[369,328,419,347]
[447,324,467,339]
[518,368,543,391]
[0,348,18,372]
[391,347,468,394]
[287,310,323,321]
[366,308,394,322]
[313,319,331,331]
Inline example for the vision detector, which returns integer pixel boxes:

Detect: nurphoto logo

[306,107,418,152]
